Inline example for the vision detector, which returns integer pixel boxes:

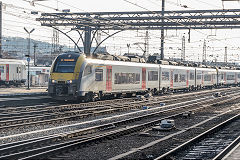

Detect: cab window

[53,60,76,73]
[83,64,92,76]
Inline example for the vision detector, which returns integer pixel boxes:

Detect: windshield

[52,52,80,73]
[53,61,76,73]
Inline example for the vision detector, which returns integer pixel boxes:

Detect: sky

[2,0,240,63]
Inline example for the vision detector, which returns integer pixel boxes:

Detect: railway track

[155,114,240,160]
[0,88,240,160]
[0,87,236,133]
[0,86,233,114]
[0,95,53,108]
[213,135,240,160]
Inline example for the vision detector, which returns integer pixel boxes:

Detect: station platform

[0,87,48,97]
[223,142,240,160]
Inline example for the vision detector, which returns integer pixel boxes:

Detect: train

[48,52,240,101]
[0,59,27,86]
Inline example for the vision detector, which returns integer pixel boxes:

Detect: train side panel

[196,68,217,87]
[80,59,160,97]
[0,60,26,85]
[146,66,159,92]
[160,65,195,90]
[112,65,142,92]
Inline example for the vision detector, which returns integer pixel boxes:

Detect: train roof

[79,55,240,72]
[160,65,195,70]
[86,58,200,70]
[0,59,25,65]
[86,58,159,68]
[219,68,239,72]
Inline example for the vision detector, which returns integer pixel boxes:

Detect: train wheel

[126,93,132,98]
[85,93,94,102]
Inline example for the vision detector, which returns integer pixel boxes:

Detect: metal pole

[33,43,37,66]
[181,35,185,61]
[145,31,149,59]
[160,0,165,60]
[27,33,30,90]
[203,39,206,63]
[224,46,227,63]
[84,26,92,57]
[24,27,34,90]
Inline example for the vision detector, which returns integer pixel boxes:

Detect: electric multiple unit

[48,52,240,101]
[0,59,26,86]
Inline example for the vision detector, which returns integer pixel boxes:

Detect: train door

[235,72,237,84]
[211,73,214,84]
[170,70,173,88]
[6,64,9,82]
[194,69,197,88]
[224,72,226,84]
[106,66,112,92]
[142,68,146,90]
[186,70,189,87]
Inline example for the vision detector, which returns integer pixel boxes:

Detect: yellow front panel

[50,73,74,81]
[50,55,86,81]
[74,55,85,73]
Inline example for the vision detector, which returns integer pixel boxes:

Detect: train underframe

[48,82,240,102]
[0,80,26,87]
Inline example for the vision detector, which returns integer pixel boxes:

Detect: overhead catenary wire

[4,0,240,62]
[121,0,240,61]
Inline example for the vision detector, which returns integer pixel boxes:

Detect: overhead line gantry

[37,9,240,58]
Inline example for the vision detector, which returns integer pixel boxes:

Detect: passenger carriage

[196,68,217,88]
[160,65,195,91]
[0,59,26,86]
[219,69,240,86]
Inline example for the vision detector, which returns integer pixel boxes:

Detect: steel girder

[37,9,240,30]
[36,9,240,57]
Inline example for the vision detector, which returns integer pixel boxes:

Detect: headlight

[67,80,73,84]
[52,80,57,83]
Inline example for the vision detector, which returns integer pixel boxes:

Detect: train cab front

[48,52,84,100]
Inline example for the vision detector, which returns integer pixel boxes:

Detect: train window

[162,72,169,81]
[84,64,92,76]
[16,67,21,73]
[0,66,4,73]
[204,75,211,81]
[114,73,140,84]
[179,74,186,82]
[148,71,158,81]
[190,72,194,80]
[213,75,215,79]
[95,69,103,81]
[174,74,178,82]
[238,74,240,79]
[197,74,201,80]
[227,75,235,80]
